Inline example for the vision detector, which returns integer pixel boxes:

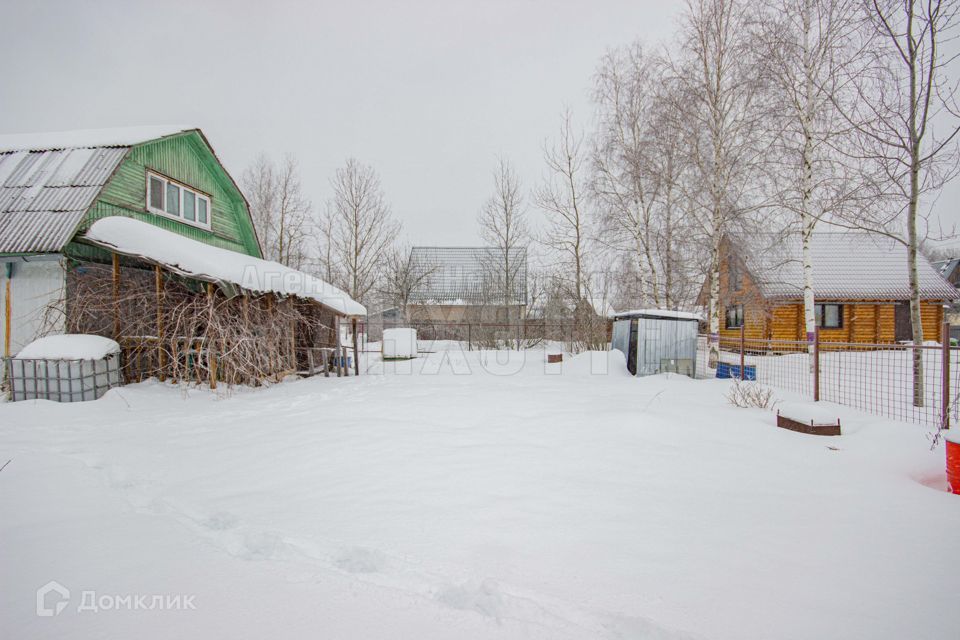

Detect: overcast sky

[1,0,957,251]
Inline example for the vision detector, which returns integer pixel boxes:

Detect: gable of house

[0,127,260,259]
[84,130,260,257]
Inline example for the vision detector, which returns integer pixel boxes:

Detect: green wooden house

[0,126,364,384]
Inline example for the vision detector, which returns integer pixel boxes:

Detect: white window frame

[146,170,212,230]
[725,304,744,329]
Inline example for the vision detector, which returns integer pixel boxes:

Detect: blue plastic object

[728,364,757,381]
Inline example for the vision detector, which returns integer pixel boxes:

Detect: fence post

[468,323,472,351]
[739,324,745,380]
[942,321,951,430]
[352,318,360,377]
[813,327,820,402]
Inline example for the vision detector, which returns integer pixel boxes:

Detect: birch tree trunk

[839,0,960,407]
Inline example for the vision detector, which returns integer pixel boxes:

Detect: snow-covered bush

[726,380,778,410]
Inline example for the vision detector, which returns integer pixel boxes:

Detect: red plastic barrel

[947,438,960,495]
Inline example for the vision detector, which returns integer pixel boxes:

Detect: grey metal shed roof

[737,232,959,301]
[0,126,194,255]
[409,246,528,305]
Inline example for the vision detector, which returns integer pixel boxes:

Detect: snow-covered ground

[1,348,958,639]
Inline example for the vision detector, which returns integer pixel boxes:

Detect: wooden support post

[289,301,297,373]
[942,321,951,430]
[155,265,165,381]
[335,316,343,377]
[352,318,360,377]
[813,327,820,402]
[207,283,217,390]
[3,263,11,358]
[111,253,121,340]
[266,295,275,379]
[739,324,745,380]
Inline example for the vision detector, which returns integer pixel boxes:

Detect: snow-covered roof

[0,126,195,255]
[409,246,527,305]
[0,126,194,152]
[736,233,959,301]
[17,334,120,360]
[613,309,701,321]
[82,217,366,317]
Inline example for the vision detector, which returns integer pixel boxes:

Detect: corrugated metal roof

[0,147,127,254]
[737,233,959,301]
[409,246,528,305]
[0,125,193,152]
[0,126,198,255]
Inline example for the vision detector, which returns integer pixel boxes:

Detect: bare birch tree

[242,153,313,270]
[592,44,702,311]
[756,0,861,349]
[833,0,960,405]
[314,203,340,286]
[478,157,529,344]
[536,109,591,303]
[593,44,666,308]
[674,0,768,365]
[330,158,401,305]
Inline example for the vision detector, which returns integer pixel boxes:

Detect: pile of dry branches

[61,259,336,387]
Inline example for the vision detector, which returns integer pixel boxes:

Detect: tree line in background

[242,0,960,369]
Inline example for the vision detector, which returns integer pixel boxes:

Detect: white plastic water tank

[382,328,418,360]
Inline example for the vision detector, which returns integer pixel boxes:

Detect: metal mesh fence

[370,320,611,351]
[699,329,960,428]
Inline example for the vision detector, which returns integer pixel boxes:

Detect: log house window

[816,303,843,329]
[146,170,212,230]
[725,304,744,329]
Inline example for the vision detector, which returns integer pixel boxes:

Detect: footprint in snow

[203,511,240,531]
[334,546,387,574]
[238,530,288,561]
[436,579,504,621]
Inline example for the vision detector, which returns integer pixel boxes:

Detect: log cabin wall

[767,301,943,343]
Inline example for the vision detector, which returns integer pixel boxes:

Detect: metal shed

[610,309,700,377]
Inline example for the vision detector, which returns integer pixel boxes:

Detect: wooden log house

[703,234,958,346]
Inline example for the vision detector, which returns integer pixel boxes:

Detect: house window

[725,304,744,329]
[148,175,164,210]
[146,170,212,229]
[815,303,843,329]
